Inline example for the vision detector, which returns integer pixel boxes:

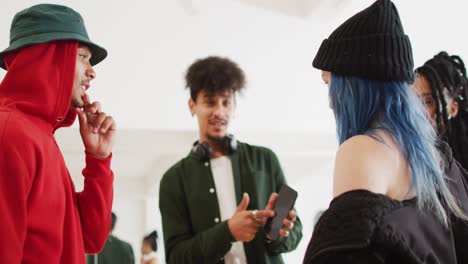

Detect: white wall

[3,0,468,263]
[2,0,468,133]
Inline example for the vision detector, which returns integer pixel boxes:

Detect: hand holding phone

[264,185,298,240]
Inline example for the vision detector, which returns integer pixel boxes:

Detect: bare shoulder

[333,134,397,198]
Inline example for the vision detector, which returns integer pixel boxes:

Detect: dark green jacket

[159,142,302,264]
[86,235,134,264]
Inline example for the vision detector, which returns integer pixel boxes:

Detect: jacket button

[210,188,215,193]
[204,162,209,167]
[214,217,220,223]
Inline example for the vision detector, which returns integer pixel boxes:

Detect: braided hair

[415,52,468,170]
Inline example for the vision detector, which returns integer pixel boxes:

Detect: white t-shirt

[210,156,247,264]
[142,251,158,264]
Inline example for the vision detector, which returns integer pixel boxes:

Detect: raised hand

[228,193,274,242]
[76,94,116,158]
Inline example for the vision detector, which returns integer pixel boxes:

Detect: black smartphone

[264,184,298,240]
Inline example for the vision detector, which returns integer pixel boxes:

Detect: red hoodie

[0,41,114,263]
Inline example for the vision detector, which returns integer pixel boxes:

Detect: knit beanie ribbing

[313,0,414,82]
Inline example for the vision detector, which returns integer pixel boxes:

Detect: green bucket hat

[0,4,107,70]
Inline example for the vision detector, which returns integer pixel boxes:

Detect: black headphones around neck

[191,134,238,161]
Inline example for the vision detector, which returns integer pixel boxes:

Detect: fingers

[83,101,101,114]
[239,211,265,229]
[236,193,250,212]
[278,219,293,238]
[83,112,106,133]
[278,212,297,238]
[243,218,262,241]
[78,99,102,132]
[83,112,116,134]
[289,210,297,222]
[262,193,278,224]
[82,93,91,106]
[279,228,289,237]
[240,211,262,224]
[265,192,278,210]
[91,112,107,133]
[100,116,116,133]
[229,209,262,242]
[76,108,87,128]
[253,209,275,220]
[250,212,264,227]
[283,219,294,230]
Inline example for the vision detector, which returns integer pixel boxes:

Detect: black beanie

[312,0,414,82]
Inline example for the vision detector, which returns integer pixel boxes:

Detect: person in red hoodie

[0,4,116,263]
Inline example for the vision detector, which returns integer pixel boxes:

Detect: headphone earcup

[192,142,212,161]
[192,136,236,160]
[224,134,238,155]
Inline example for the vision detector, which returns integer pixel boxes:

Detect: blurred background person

[87,212,135,264]
[141,231,159,264]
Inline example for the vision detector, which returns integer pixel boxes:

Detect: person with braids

[414,51,468,171]
[303,0,468,263]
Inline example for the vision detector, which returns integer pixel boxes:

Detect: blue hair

[330,73,467,225]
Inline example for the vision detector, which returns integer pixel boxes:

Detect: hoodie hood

[0,40,78,132]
